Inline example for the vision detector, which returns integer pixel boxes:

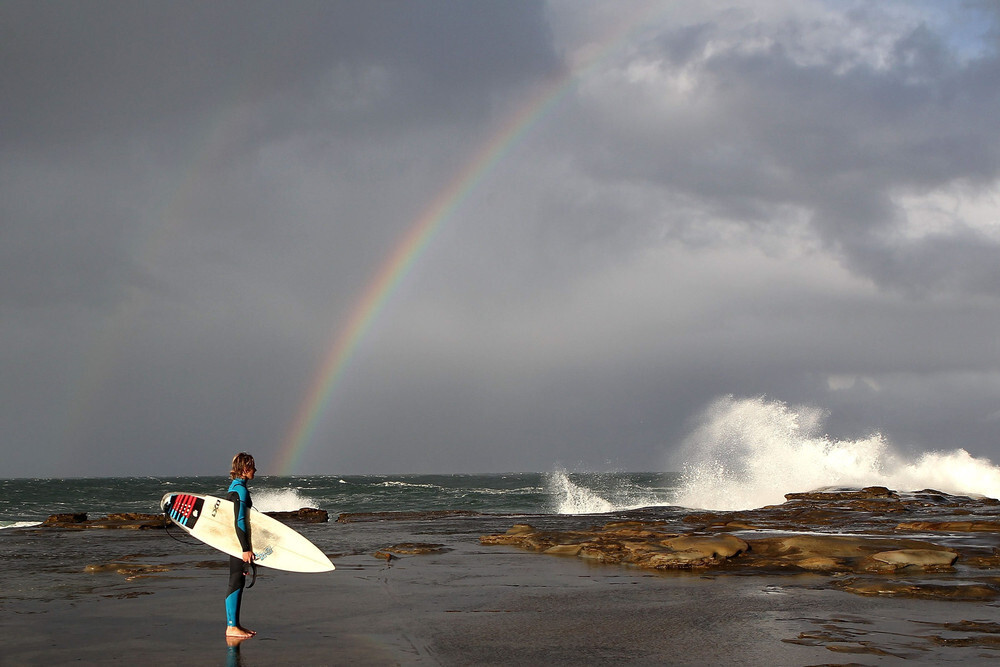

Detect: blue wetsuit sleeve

[228,485,252,553]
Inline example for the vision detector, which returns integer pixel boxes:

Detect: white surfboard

[161,492,335,573]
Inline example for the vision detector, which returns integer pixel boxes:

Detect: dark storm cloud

[0,0,559,309]
[0,1,562,476]
[1,0,558,147]
[3,1,1000,478]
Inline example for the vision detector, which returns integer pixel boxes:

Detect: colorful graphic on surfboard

[161,492,335,573]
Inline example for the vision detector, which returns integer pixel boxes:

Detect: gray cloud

[1,0,558,146]
[550,7,1000,295]
[2,1,1000,478]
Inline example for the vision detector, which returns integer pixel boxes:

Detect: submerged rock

[374,543,449,560]
[834,578,999,601]
[84,555,172,580]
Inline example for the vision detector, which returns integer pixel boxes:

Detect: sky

[2,0,1000,478]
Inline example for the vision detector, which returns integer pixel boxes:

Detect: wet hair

[230,452,256,480]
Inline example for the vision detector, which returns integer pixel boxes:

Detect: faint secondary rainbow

[273,2,666,474]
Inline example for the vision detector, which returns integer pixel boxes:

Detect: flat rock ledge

[481,487,1000,601]
[482,522,962,573]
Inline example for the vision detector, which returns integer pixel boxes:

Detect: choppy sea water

[0,471,680,528]
[7,395,1000,527]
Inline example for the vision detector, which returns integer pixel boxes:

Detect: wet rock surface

[482,487,1000,601]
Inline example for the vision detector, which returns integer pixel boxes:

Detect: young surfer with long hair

[226,452,256,639]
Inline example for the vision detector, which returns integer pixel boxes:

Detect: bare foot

[226,626,256,639]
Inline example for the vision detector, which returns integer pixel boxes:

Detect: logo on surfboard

[167,494,205,529]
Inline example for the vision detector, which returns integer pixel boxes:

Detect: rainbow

[272,3,665,474]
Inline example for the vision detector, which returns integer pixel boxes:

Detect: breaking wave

[252,487,313,513]
[546,469,667,514]
[0,520,43,530]
[674,395,1000,511]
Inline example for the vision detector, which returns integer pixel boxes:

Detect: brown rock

[771,534,873,558]
[544,544,583,556]
[643,551,716,568]
[870,549,958,567]
[661,534,749,559]
[784,486,898,501]
[265,507,329,523]
[795,556,842,571]
[896,520,1000,532]
[505,523,536,535]
[42,513,88,525]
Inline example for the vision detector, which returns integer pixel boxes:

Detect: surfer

[226,452,257,639]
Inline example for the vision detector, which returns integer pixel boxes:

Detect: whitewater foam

[377,481,441,489]
[252,487,314,513]
[0,521,43,530]
[673,395,1000,511]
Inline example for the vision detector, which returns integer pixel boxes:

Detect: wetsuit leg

[226,555,245,627]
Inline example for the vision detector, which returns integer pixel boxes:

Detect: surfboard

[160,492,335,573]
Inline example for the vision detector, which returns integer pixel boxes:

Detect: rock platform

[481,486,1000,601]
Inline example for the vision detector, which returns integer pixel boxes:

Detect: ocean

[7,395,1000,528]
[0,471,681,529]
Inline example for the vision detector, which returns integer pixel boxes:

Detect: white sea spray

[547,470,614,514]
[252,487,314,513]
[673,395,1000,511]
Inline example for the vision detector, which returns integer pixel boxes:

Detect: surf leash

[162,504,200,547]
[245,560,257,589]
